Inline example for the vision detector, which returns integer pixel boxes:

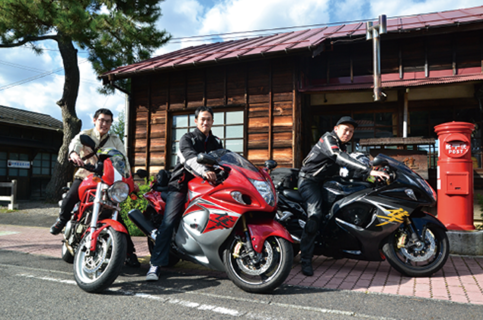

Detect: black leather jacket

[300,130,371,181]
[168,128,223,192]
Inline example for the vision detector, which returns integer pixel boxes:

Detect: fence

[0,180,18,210]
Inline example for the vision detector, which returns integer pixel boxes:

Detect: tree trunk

[45,35,82,202]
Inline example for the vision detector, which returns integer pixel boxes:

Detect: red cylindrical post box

[434,121,475,230]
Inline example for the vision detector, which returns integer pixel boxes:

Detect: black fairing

[273,153,439,262]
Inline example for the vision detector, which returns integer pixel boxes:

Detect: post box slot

[446,172,469,195]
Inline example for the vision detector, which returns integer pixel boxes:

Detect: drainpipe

[403,88,409,138]
[366,15,387,102]
[124,93,130,155]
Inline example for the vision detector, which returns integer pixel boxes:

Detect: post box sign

[7,160,31,169]
[444,141,469,157]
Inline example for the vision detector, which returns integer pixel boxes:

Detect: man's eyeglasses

[97,119,112,125]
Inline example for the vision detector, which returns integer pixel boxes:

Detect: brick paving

[2,224,483,304]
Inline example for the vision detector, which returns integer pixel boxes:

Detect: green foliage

[476,194,483,219]
[119,176,153,237]
[110,110,125,143]
[0,0,171,93]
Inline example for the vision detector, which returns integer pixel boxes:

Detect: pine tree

[0,0,170,201]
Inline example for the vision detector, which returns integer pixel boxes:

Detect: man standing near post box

[298,116,389,276]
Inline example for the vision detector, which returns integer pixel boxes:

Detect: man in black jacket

[298,116,389,276]
[146,106,223,281]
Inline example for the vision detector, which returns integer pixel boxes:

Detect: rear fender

[88,219,128,252]
[410,211,447,238]
[247,218,293,253]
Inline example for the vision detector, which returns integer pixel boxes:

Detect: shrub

[120,176,154,236]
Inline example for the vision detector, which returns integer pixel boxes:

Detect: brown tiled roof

[0,105,63,131]
[101,5,483,80]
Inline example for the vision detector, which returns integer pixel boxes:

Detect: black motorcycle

[270,154,449,277]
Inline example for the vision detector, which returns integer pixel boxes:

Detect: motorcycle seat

[282,189,303,203]
[153,185,169,193]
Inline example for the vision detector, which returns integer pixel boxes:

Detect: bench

[0,180,18,210]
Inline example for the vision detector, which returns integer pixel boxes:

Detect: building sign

[7,160,31,169]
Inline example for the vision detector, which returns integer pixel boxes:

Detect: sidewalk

[1,223,483,304]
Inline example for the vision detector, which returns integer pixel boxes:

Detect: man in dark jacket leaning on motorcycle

[146,106,223,281]
[298,116,389,276]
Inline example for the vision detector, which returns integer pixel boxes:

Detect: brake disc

[400,229,436,262]
[236,241,273,276]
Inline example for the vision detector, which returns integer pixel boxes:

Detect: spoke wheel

[73,227,126,293]
[382,225,449,277]
[223,236,293,293]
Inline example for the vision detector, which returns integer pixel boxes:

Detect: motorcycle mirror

[372,155,389,167]
[265,160,277,170]
[80,135,96,150]
[197,153,217,166]
[136,169,149,179]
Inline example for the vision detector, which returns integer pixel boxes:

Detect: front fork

[85,182,121,254]
[397,218,425,249]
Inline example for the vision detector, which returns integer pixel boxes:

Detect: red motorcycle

[60,135,134,293]
[129,149,293,293]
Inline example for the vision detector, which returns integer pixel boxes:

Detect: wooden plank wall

[129,56,299,175]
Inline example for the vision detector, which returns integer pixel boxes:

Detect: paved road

[2,250,483,320]
[2,210,483,319]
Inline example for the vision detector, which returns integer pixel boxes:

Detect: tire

[382,224,449,277]
[223,236,293,293]
[61,242,74,264]
[147,238,180,268]
[73,227,127,293]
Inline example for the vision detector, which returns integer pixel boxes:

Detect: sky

[1,0,482,131]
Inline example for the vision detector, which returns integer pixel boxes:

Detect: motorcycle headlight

[107,181,129,203]
[250,179,275,207]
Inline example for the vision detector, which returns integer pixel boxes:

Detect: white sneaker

[146,265,161,281]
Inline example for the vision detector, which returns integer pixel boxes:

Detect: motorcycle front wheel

[223,236,293,293]
[382,224,449,277]
[73,227,127,293]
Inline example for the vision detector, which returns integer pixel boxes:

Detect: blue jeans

[149,191,186,267]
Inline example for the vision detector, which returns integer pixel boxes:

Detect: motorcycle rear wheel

[382,224,449,277]
[223,236,293,293]
[73,227,127,293]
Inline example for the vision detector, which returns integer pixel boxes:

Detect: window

[7,153,29,177]
[33,153,56,176]
[0,152,6,176]
[170,110,244,168]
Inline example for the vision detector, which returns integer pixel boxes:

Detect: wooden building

[0,105,63,200]
[101,5,483,189]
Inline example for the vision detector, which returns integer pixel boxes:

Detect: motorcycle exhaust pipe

[128,209,157,241]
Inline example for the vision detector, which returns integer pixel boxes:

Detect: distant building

[0,105,63,200]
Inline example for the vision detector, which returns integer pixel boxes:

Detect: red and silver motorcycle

[130,149,293,293]
[60,135,134,293]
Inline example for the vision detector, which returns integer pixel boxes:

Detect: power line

[0,59,89,91]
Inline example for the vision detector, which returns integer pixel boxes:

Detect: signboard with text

[7,160,31,169]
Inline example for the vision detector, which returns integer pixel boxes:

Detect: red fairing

[247,219,293,253]
[102,159,115,185]
[88,219,128,252]
[143,190,166,212]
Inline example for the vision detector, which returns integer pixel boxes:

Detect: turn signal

[92,176,101,183]
[130,193,138,200]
